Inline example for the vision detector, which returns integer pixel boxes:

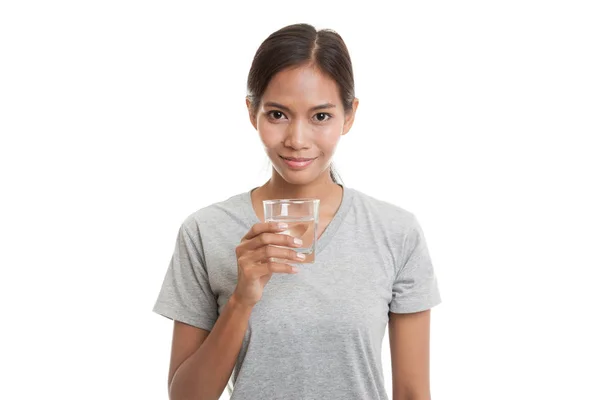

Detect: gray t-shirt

[153,185,441,400]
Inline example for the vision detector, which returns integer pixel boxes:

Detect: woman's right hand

[232,222,305,308]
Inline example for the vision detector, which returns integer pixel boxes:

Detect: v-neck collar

[243,184,354,255]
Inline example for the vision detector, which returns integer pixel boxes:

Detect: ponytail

[330,164,342,185]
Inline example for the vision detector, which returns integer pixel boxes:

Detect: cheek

[257,120,283,148]
[314,124,343,150]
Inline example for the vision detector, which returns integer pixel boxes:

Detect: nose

[283,120,310,150]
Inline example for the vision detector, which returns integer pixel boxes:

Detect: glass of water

[263,198,320,263]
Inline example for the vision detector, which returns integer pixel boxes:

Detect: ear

[246,97,258,130]
[342,98,359,136]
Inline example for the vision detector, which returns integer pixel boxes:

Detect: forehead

[262,65,341,107]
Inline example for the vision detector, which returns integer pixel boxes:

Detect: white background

[1,1,598,399]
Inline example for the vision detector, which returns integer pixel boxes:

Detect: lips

[279,155,317,170]
[280,156,315,162]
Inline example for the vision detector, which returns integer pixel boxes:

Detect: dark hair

[247,23,355,185]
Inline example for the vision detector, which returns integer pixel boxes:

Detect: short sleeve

[152,221,218,331]
[390,215,442,314]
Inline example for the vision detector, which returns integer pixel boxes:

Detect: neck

[262,168,340,200]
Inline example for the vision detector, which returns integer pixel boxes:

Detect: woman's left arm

[389,309,432,400]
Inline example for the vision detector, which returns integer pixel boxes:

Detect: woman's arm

[168,294,253,400]
[389,309,432,400]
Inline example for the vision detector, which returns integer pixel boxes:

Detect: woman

[153,23,442,400]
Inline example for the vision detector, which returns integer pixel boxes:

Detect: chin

[276,171,313,185]
[274,165,327,186]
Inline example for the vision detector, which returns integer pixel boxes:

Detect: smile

[279,155,317,170]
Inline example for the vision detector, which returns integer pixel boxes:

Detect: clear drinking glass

[263,198,320,263]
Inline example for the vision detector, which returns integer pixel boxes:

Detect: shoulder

[348,187,418,232]
[179,190,250,234]
[345,187,424,272]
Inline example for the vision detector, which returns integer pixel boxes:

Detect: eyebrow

[263,101,336,113]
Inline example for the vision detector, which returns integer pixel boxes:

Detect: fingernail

[294,238,303,246]
[291,267,299,273]
[277,223,288,229]
[296,252,306,260]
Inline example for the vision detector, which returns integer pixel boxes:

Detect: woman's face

[247,64,358,186]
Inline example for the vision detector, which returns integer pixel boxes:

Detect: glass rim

[262,198,320,205]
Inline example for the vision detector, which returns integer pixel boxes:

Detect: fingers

[242,221,288,241]
[266,261,298,274]
[236,229,301,260]
[253,245,306,264]
[245,232,302,251]
[236,222,304,278]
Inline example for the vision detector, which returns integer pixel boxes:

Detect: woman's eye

[314,113,332,122]
[268,111,286,120]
